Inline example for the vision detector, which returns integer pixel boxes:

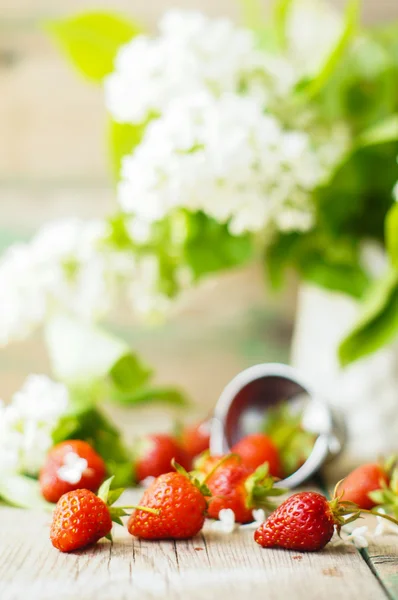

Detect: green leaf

[300,256,370,299]
[45,313,130,384]
[0,475,53,510]
[108,118,146,180]
[357,115,398,148]
[265,231,370,299]
[301,0,359,99]
[184,212,253,280]
[339,269,398,366]
[46,11,141,82]
[386,203,398,268]
[109,353,152,394]
[110,385,189,407]
[97,476,114,503]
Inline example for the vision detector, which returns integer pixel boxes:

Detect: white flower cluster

[0,219,117,345]
[104,10,296,125]
[0,219,172,346]
[0,375,69,476]
[119,92,322,236]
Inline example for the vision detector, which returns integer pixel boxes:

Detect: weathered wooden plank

[364,536,398,600]
[0,488,388,600]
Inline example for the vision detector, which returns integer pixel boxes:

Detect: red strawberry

[254,489,398,552]
[194,452,240,477]
[40,440,106,503]
[337,463,389,510]
[50,477,157,552]
[134,433,191,483]
[51,489,113,553]
[206,461,284,524]
[128,469,208,539]
[231,433,283,478]
[180,421,210,461]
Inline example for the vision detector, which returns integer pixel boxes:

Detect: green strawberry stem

[361,509,398,527]
[118,505,159,514]
[329,481,398,530]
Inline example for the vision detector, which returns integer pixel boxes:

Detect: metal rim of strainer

[209,363,346,489]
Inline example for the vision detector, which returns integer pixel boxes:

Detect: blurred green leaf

[265,231,370,298]
[300,256,370,299]
[109,353,152,394]
[45,313,130,384]
[386,203,398,268]
[46,11,141,82]
[300,0,359,99]
[0,475,52,510]
[109,385,189,407]
[108,118,146,180]
[358,114,398,148]
[184,212,254,280]
[339,269,398,366]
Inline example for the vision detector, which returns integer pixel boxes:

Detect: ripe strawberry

[337,463,389,510]
[194,452,240,478]
[50,477,157,552]
[180,420,210,461]
[134,433,191,483]
[231,433,283,478]
[128,469,208,539]
[206,461,284,524]
[254,489,398,552]
[40,440,106,503]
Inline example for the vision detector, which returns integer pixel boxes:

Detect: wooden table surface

[1,489,397,600]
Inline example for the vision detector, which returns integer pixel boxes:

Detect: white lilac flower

[343,525,370,549]
[0,219,137,346]
[0,375,70,476]
[104,10,273,125]
[210,508,237,534]
[57,452,89,484]
[119,92,322,236]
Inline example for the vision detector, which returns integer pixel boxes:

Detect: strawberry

[254,489,398,552]
[40,440,106,503]
[134,433,191,483]
[231,433,283,478]
[194,452,240,477]
[180,420,210,461]
[337,462,389,510]
[206,460,285,524]
[128,467,208,539]
[50,477,157,552]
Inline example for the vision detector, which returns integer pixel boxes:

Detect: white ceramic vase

[291,284,398,468]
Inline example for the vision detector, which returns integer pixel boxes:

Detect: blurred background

[0,0,396,412]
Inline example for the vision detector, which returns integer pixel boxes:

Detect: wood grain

[365,536,398,600]
[0,489,390,600]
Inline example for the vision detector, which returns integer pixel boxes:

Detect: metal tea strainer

[209,363,345,488]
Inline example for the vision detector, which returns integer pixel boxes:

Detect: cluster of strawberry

[44,430,398,554]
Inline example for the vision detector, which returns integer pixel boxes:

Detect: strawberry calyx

[97,476,159,537]
[328,480,398,534]
[172,459,211,496]
[244,463,287,512]
[368,465,398,519]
